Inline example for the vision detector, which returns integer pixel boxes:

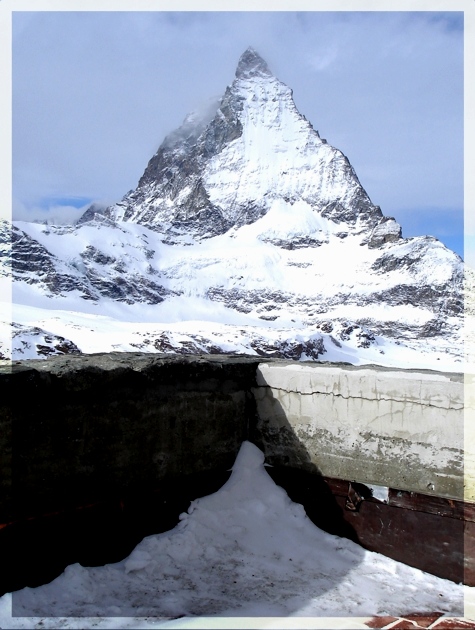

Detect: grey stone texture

[253,362,464,500]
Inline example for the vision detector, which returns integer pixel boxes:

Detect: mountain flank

[3,48,466,365]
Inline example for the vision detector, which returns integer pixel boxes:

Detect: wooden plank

[388,489,475,522]
[465,520,475,586]
[323,476,475,522]
[333,495,467,584]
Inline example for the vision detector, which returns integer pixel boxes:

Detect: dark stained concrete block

[0,353,262,523]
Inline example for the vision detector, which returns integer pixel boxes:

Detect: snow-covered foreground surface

[0,442,470,629]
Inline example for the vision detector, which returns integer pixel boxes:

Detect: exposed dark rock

[76,202,108,226]
[81,245,116,266]
[235,47,272,79]
[206,287,293,313]
[12,325,82,357]
[356,329,376,348]
[263,236,328,249]
[249,337,325,360]
[11,225,97,300]
[339,324,358,341]
[368,217,402,248]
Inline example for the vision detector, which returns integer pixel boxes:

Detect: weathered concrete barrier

[0,352,261,524]
[0,352,470,591]
[252,361,471,585]
[0,354,466,518]
[466,372,475,502]
[253,362,464,500]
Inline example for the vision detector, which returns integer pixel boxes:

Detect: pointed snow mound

[7,441,465,619]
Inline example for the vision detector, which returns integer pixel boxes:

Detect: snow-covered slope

[0,442,467,625]
[2,48,466,367]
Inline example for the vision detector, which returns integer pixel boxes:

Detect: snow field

[0,442,468,628]
[5,212,465,368]
[13,215,459,314]
[4,299,463,370]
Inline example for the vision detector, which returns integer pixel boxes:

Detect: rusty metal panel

[267,468,474,585]
[334,494,465,584]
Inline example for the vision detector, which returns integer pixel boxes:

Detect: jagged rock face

[10,223,96,299]
[11,324,82,359]
[9,221,175,305]
[76,202,108,226]
[368,217,402,248]
[105,47,383,242]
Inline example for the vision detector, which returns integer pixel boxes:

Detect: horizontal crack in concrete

[256,385,463,410]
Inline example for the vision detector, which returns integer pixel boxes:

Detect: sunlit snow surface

[0,298,463,372]
[0,442,468,628]
[1,216,465,370]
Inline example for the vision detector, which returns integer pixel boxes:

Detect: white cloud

[13,198,91,225]
[306,45,340,72]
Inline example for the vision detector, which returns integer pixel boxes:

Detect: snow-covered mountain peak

[235,46,272,79]
[102,48,384,243]
[5,48,467,366]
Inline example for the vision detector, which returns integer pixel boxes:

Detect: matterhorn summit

[235,46,273,78]
[106,46,389,245]
[3,48,466,367]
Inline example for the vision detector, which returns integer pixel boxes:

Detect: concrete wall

[0,353,467,526]
[466,372,475,503]
[0,353,261,524]
[252,362,464,500]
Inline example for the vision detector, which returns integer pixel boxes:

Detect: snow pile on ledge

[0,442,467,628]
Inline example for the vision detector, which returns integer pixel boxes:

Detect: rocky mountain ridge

[104,48,397,247]
[1,48,466,365]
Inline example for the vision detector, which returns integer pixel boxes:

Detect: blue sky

[12,11,464,257]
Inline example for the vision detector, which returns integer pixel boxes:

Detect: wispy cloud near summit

[12,10,464,255]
